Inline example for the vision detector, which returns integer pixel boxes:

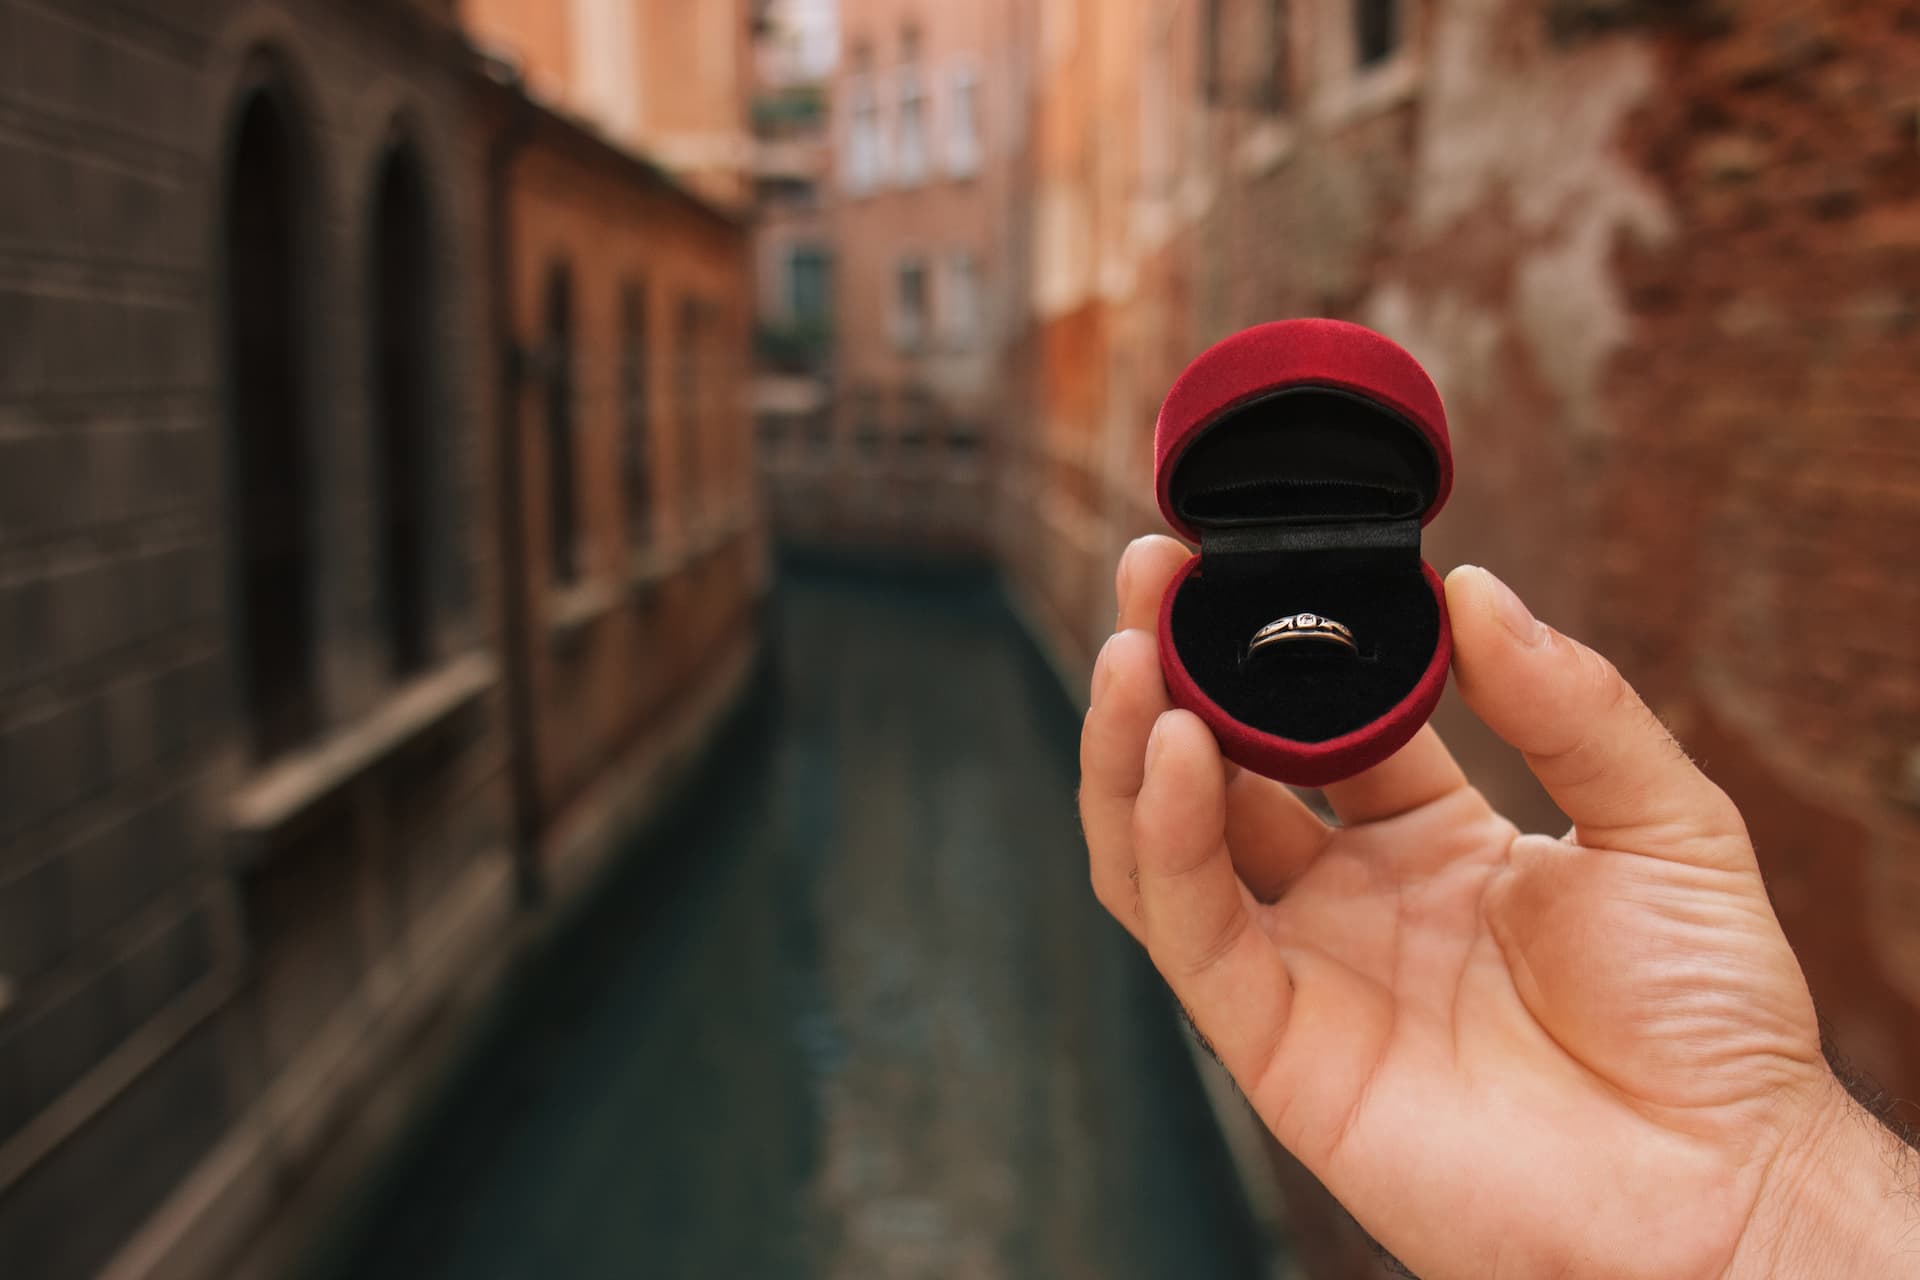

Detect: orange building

[761,0,1035,558]
[1009,0,1202,670]
[749,0,839,536]
[461,0,767,891]
[475,91,764,904]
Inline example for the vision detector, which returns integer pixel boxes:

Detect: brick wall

[1010,0,1920,1275]
[0,3,511,1277]
[0,3,767,1278]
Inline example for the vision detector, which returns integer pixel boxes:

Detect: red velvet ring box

[1154,319,1454,787]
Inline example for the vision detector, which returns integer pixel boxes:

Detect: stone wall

[0,5,500,1277]
[0,4,765,1278]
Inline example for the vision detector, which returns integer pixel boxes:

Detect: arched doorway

[369,138,434,677]
[222,81,319,761]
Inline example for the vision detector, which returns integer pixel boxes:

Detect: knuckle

[1582,647,1632,713]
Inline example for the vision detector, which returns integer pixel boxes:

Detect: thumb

[1446,566,1752,871]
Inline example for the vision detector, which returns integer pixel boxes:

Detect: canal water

[310,563,1265,1280]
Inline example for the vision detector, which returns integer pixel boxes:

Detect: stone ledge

[628,544,674,595]
[225,653,497,862]
[0,889,240,1198]
[545,578,617,645]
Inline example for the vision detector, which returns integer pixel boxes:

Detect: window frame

[894,62,929,187]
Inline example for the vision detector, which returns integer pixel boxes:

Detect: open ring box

[1154,319,1454,787]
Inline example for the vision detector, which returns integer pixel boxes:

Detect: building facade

[0,2,761,1278]
[761,0,1035,559]
[750,0,839,542]
[470,40,767,907]
[1009,0,1920,1275]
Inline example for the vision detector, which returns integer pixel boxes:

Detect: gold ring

[1244,613,1358,667]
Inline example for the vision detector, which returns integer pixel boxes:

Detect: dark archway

[544,262,579,585]
[369,137,435,677]
[222,81,319,761]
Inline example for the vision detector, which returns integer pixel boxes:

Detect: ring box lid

[1154,318,1453,550]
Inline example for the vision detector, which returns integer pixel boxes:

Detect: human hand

[1080,536,1917,1279]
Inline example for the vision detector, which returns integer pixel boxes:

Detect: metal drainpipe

[485,77,544,908]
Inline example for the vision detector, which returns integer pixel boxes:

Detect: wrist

[1725,1076,1920,1280]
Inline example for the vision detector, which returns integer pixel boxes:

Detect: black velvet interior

[1166,385,1443,743]
[1171,564,1440,742]
[1173,388,1439,527]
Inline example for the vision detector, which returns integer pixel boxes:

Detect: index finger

[1116,535,1192,633]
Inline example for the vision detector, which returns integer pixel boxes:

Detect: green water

[310,563,1266,1279]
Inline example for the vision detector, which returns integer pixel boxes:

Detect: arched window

[544,262,579,584]
[677,297,703,524]
[620,282,653,548]
[222,79,318,761]
[369,137,434,676]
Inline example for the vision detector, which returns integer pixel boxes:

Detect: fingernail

[1114,554,1133,628]
[1091,634,1118,706]
[1478,567,1546,647]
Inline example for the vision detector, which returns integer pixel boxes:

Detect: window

[788,246,830,327]
[677,298,703,523]
[543,263,580,585]
[944,251,982,346]
[620,282,652,548]
[369,138,434,678]
[895,64,928,186]
[947,64,981,177]
[223,79,320,760]
[845,46,883,192]
[1356,0,1400,68]
[894,258,928,350]
[1261,0,1291,112]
